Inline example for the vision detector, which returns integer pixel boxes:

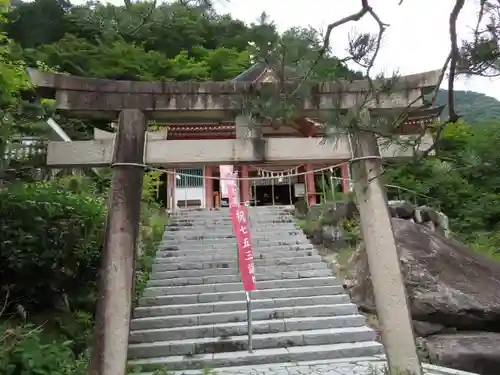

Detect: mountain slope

[437,89,500,124]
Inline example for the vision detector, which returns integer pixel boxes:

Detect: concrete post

[340,163,351,194]
[350,130,422,375]
[89,109,147,375]
[304,164,316,207]
[240,164,250,203]
[204,165,213,208]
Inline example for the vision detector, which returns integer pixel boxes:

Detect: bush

[0,323,89,375]
[0,180,106,310]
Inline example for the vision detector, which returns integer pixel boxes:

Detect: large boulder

[350,218,500,330]
[421,332,500,375]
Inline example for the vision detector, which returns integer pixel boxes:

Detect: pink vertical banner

[224,169,257,292]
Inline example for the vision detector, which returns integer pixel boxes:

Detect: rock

[308,201,358,223]
[422,332,500,375]
[422,221,436,231]
[350,218,500,331]
[412,320,446,337]
[388,201,415,219]
[321,225,346,250]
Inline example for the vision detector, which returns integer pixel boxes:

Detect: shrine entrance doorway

[250,173,298,206]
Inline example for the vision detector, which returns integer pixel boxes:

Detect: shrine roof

[165,105,444,132]
[232,62,268,82]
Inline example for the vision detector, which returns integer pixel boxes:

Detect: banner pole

[246,291,253,353]
[224,166,255,354]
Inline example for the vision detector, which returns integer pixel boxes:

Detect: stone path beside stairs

[167,356,478,375]
[166,357,477,375]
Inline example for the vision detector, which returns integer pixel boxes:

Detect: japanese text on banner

[220,165,256,292]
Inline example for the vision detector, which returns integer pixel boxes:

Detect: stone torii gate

[28,68,441,375]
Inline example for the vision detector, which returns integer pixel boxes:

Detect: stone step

[158,241,312,253]
[171,206,294,212]
[127,341,384,371]
[162,232,307,241]
[134,294,351,318]
[128,326,376,358]
[170,208,295,216]
[171,211,294,217]
[154,248,315,259]
[157,244,318,258]
[154,250,318,263]
[142,277,336,297]
[130,303,359,330]
[139,285,344,306]
[129,314,365,342]
[149,262,328,280]
[164,224,299,232]
[152,255,325,272]
[147,269,332,287]
[164,226,300,234]
[154,252,319,265]
[169,218,295,225]
[159,240,310,250]
[158,243,314,252]
[161,236,309,245]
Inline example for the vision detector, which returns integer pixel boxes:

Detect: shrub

[0,322,89,375]
[0,180,106,310]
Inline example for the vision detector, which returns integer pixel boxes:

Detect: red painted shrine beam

[27,68,442,120]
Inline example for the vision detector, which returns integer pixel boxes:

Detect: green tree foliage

[0,180,106,309]
[1,0,359,139]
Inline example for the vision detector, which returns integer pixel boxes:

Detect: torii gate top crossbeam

[27,69,442,120]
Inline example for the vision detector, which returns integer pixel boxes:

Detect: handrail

[384,183,440,209]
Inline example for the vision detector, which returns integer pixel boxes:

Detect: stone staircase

[127,205,383,373]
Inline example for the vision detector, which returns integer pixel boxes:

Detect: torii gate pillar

[89,109,147,375]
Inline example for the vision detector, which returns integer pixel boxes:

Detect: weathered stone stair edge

[148,268,329,282]
[134,294,351,318]
[162,357,479,375]
[153,254,321,265]
[162,231,306,243]
[147,269,332,287]
[142,276,338,297]
[158,240,312,250]
[127,342,384,370]
[150,262,327,279]
[151,256,326,271]
[128,326,377,358]
[129,315,367,342]
[164,226,299,233]
[161,235,306,243]
[164,225,299,232]
[139,285,345,306]
[169,206,295,214]
[157,244,313,252]
[167,218,295,225]
[130,304,359,330]
[154,249,318,261]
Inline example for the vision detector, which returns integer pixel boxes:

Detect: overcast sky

[78,0,500,99]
